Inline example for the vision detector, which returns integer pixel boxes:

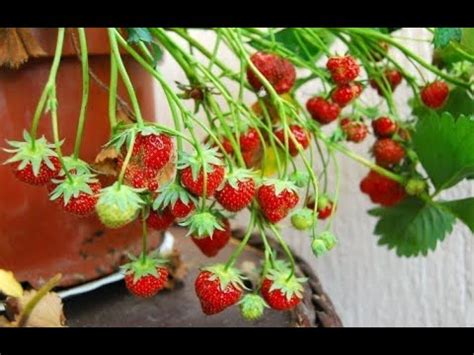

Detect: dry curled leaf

[0,269,23,298]
[0,28,46,69]
[6,290,66,327]
[92,145,120,177]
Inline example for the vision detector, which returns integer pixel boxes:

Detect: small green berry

[291,208,315,230]
[239,294,267,321]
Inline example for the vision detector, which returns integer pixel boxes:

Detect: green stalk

[108,52,118,130]
[73,28,90,160]
[30,28,66,149]
[224,213,256,270]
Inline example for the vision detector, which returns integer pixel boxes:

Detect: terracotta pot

[0,28,162,288]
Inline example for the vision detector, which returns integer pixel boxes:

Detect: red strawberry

[153,182,197,219]
[49,173,101,216]
[247,52,296,94]
[257,179,299,223]
[340,118,368,143]
[274,125,310,156]
[370,69,403,95]
[261,267,305,311]
[122,253,169,298]
[135,131,173,171]
[420,81,449,109]
[316,195,334,220]
[179,147,225,197]
[360,170,406,206]
[147,207,175,231]
[372,116,397,138]
[217,127,260,157]
[331,82,363,107]
[215,169,256,212]
[3,132,61,186]
[373,138,405,167]
[326,55,360,84]
[170,199,195,219]
[306,97,341,125]
[191,218,231,257]
[118,158,159,193]
[195,264,245,315]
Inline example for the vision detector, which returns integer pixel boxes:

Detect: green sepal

[121,252,169,284]
[153,181,197,211]
[260,178,298,196]
[218,168,256,191]
[289,171,310,188]
[97,181,145,213]
[239,294,268,321]
[177,145,223,181]
[266,267,307,301]
[201,264,247,292]
[49,173,98,205]
[179,208,225,238]
[3,130,58,177]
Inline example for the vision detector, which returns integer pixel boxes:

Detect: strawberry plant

[2,27,473,320]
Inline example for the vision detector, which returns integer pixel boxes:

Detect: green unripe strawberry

[405,178,427,196]
[319,231,337,250]
[311,238,327,257]
[239,294,268,321]
[96,182,145,229]
[290,208,315,231]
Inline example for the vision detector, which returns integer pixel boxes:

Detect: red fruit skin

[125,267,169,298]
[170,199,195,219]
[60,181,101,216]
[420,81,449,109]
[147,208,175,231]
[261,278,301,311]
[331,82,363,107]
[215,179,256,212]
[195,270,242,315]
[317,201,334,220]
[360,170,406,206]
[326,55,360,85]
[240,128,261,152]
[370,69,403,95]
[306,97,341,125]
[274,125,310,156]
[373,138,405,167]
[118,159,159,193]
[257,184,299,223]
[220,137,234,155]
[12,157,61,186]
[372,116,397,138]
[181,164,225,197]
[191,219,231,257]
[138,133,174,171]
[247,52,296,94]
[340,118,368,143]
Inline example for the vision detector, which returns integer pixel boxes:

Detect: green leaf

[441,198,474,233]
[369,198,455,257]
[433,28,462,49]
[126,28,163,65]
[413,112,474,191]
[248,28,334,63]
[441,87,474,117]
[461,28,474,53]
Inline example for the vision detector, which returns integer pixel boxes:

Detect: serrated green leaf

[433,28,462,49]
[413,112,474,192]
[441,198,474,233]
[126,28,163,65]
[369,197,455,257]
[248,28,333,63]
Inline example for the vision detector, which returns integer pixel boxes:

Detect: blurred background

[153,28,473,327]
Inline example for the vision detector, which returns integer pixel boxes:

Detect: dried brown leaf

[13,290,66,327]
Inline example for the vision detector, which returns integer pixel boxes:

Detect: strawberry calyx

[318,231,338,250]
[49,172,99,205]
[153,181,197,211]
[180,208,225,239]
[317,195,331,210]
[289,171,309,188]
[260,178,298,196]
[97,181,145,214]
[121,251,169,284]
[217,168,255,191]
[201,264,247,292]
[177,146,224,181]
[3,130,59,176]
[265,267,307,302]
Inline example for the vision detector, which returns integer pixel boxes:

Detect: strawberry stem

[108,53,118,131]
[117,130,136,185]
[73,28,90,160]
[224,212,256,271]
[141,208,148,264]
[268,223,296,280]
[30,28,66,149]
[107,28,145,128]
